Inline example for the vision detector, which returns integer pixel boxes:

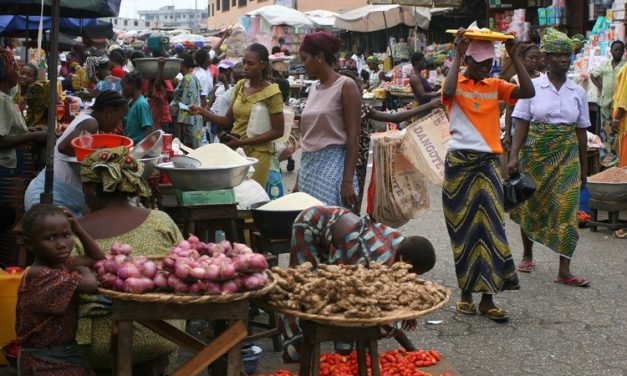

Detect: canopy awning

[304,10,339,28]
[368,0,462,7]
[334,5,423,32]
[0,0,121,18]
[246,4,315,28]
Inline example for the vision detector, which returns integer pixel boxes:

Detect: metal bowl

[172,155,201,169]
[132,58,183,80]
[131,130,163,159]
[250,201,301,240]
[587,182,627,202]
[156,158,258,191]
[140,156,161,180]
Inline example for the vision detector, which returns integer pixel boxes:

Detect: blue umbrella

[0,15,98,36]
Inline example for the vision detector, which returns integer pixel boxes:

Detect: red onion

[220,280,239,295]
[114,255,127,265]
[205,282,221,295]
[124,277,154,294]
[104,259,119,274]
[162,256,175,271]
[178,240,191,251]
[247,254,268,272]
[174,263,190,279]
[174,281,190,294]
[189,267,205,280]
[188,234,200,245]
[93,259,106,270]
[189,281,207,295]
[241,272,268,290]
[219,240,232,253]
[142,261,158,279]
[153,272,169,290]
[100,273,117,288]
[204,264,219,281]
[117,263,141,280]
[219,263,236,280]
[168,275,183,290]
[113,277,125,291]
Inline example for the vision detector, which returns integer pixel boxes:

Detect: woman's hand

[224,134,243,149]
[507,156,519,176]
[454,28,470,55]
[188,104,202,115]
[341,181,357,207]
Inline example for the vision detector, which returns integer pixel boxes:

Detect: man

[591,40,626,167]
[192,49,214,108]
[280,205,436,362]
[350,48,366,73]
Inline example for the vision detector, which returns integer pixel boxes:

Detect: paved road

[260,157,627,376]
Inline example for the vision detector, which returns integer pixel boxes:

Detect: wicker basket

[256,287,450,327]
[97,270,276,304]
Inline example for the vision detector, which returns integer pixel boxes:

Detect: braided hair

[92,90,128,111]
[0,49,17,81]
[246,43,271,79]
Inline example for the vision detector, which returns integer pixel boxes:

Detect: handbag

[503,173,536,211]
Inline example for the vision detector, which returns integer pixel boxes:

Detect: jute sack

[402,109,451,186]
[371,131,430,228]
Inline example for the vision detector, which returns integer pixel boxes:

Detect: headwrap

[71,43,86,65]
[80,146,150,198]
[540,28,582,54]
[367,55,379,64]
[299,32,341,60]
[0,49,16,81]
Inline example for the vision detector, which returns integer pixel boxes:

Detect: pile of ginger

[268,262,448,319]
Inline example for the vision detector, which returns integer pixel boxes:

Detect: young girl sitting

[16,204,105,375]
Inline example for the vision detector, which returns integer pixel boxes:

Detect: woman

[410,52,440,106]
[73,146,184,374]
[612,56,627,168]
[441,29,534,321]
[0,50,47,262]
[25,90,128,217]
[121,71,154,145]
[189,43,285,187]
[15,63,49,129]
[361,55,385,90]
[503,44,543,150]
[170,53,204,148]
[296,32,361,209]
[508,28,590,285]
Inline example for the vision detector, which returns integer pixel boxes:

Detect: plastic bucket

[71,134,134,162]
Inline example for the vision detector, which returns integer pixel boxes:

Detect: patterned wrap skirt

[442,150,519,294]
[509,122,580,258]
[298,145,358,210]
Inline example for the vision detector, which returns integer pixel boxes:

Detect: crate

[175,189,236,207]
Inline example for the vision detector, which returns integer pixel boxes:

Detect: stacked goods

[588,167,627,183]
[256,192,324,211]
[268,262,448,319]
[94,236,270,295]
[159,236,269,295]
[93,243,159,294]
[187,143,250,167]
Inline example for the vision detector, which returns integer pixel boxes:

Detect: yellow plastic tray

[446,29,515,42]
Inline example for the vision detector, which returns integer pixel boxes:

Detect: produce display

[268,262,448,319]
[256,192,324,211]
[588,167,627,183]
[93,236,270,295]
[187,142,249,167]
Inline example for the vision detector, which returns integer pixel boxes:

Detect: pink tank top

[300,75,350,152]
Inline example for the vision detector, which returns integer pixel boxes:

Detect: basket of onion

[93,236,275,304]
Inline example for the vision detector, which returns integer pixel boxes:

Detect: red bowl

[71,134,134,162]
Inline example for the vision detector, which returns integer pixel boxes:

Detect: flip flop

[455,301,477,315]
[517,260,536,273]
[480,307,509,322]
[554,276,590,287]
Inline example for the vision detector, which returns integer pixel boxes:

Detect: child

[121,71,153,145]
[281,205,437,362]
[16,204,105,375]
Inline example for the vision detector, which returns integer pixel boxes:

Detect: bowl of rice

[587,167,627,202]
[251,193,324,239]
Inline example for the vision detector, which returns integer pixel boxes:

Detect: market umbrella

[246,4,315,28]
[368,0,462,6]
[334,5,420,33]
[0,0,121,204]
[0,16,113,39]
[170,33,205,44]
[304,10,340,30]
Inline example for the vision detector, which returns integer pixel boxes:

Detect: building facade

[139,6,209,30]
[205,0,366,29]
[101,17,151,31]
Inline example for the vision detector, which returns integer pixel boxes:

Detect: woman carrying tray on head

[441,29,534,321]
[71,146,184,374]
[280,205,437,362]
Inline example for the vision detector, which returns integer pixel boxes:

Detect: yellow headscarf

[80,146,150,198]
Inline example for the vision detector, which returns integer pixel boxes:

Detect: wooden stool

[299,320,382,376]
[588,199,627,232]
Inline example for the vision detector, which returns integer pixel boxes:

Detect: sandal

[455,301,477,315]
[517,259,536,273]
[480,307,509,322]
[613,229,627,239]
[554,276,590,287]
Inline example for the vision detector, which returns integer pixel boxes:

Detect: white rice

[256,192,324,211]
[188,144,249,167]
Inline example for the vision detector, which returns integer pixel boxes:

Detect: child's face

[30,214,74,265]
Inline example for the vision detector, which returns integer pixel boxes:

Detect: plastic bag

[246,102,272,138]
[265,155,284,200]
[75,130,93,148]
[503,173,536,211]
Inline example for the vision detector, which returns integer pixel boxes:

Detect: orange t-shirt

[442,74,517,154]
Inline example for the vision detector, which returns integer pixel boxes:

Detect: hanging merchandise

[225,24,249,59]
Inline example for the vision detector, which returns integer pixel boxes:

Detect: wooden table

[110,299,249,376]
